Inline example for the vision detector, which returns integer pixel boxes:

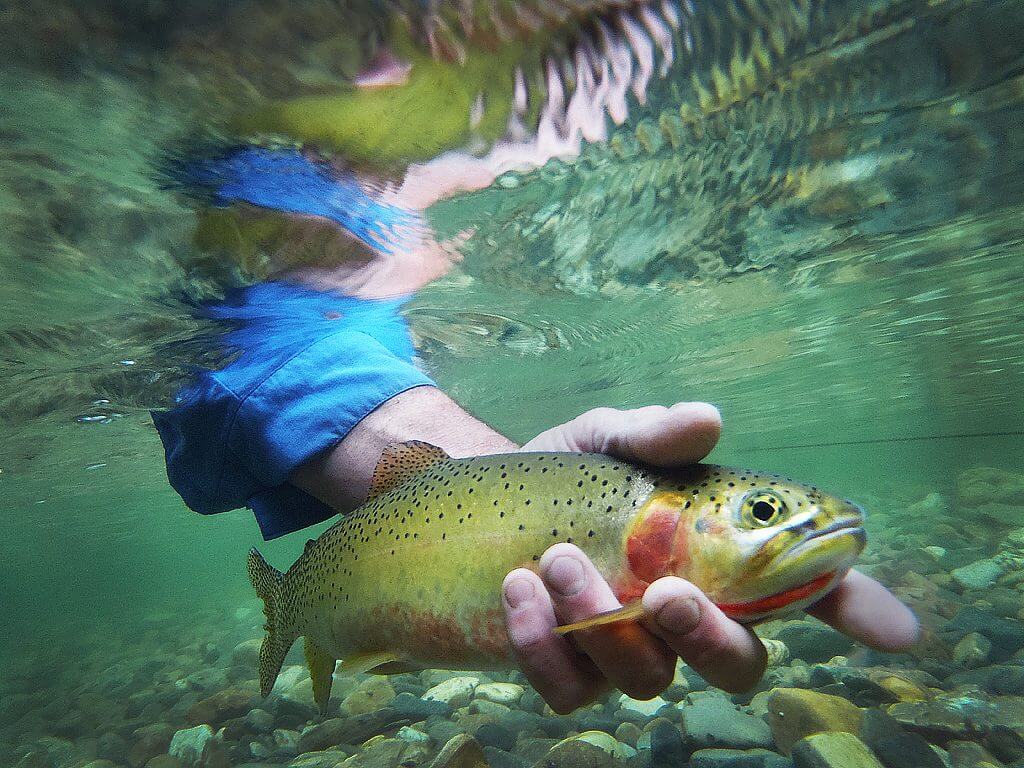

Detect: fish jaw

[709,516,866,622]
[714,569,845,623]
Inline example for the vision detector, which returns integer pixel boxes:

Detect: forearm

[290,385,517,513]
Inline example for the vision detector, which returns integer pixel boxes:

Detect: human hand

[501,403,920,713]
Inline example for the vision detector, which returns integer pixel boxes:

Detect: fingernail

[544,555,587,597]
[504,577,534,609]
[656,596,701,635]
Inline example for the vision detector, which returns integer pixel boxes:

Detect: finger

[807,569,920,652]
[522,402,721,466]
[502,568,610,713]
[539,544,676,699]
[642,577,767,693]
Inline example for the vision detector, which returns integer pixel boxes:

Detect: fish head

[624,467,866,623]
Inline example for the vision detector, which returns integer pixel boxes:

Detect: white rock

[422,676,480,708]
[396,726,431,744]
[474,682,525,706]
[617,694,669,717]
[272,665,307,694]
[169,725,214,767]
[556,731,635,760]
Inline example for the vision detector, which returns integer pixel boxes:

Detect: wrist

[290,385,515,513]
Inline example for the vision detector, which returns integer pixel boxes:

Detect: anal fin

[553,602,645,635]
[338,650,404,675]
[304,637,338,714]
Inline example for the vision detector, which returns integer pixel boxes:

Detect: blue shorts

[152,281,434,539]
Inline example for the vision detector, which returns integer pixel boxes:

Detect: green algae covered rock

[790,732,883,768]
[767,689,863,755]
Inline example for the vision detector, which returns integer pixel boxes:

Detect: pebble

[396,725,432,744]
[144,757,185,768]
[473,723,515,752]
[764,639,791,667]
[273,728,300,754]
[474,683,525,706]
[428,734,488,768]
[244,709,275,734]
[230,639,263,668]
[535,738,616,768]
[649,720,686,767]
[468,698,513,718]
[766,689,863,754]
[944,607,1024,660]
[287,750,349,768]
[951,559,1005,591]
[483,746,531,768]
[296,709,404,753]
[682,691,774,752]
[423,677,480,708]
[985,724,1024,763]
[770,622,854,664]
[953,632,993,667]
[791,732,883,768]
[391,691,453,719]
[618,694,670,717]
[888,693,1024,741]
[689,748,794,768]
[340,679,396,716]
[168,725,214,767]
[184,686,257,726]
[614,722,642,747]
[128,724,177,768]
[858,709,944,768]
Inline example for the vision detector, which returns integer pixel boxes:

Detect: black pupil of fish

[752,500,777,522]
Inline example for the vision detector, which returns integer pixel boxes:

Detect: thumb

[522,402,721,466]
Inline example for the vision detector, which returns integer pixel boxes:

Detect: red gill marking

[716,571,836,620]
[626,505,684,585]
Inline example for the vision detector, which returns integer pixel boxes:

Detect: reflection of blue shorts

[152,281,434,539]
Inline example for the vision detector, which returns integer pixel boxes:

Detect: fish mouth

[780,516,866,565]
[717,516,866,622]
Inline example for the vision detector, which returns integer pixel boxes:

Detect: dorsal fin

[367,440,450,499]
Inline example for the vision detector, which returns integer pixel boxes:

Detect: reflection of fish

[248,441,865,712]
[239,1,687,167]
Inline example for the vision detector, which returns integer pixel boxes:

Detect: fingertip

[809,570,922,653]
[502,568,540,610]
[642,577,766,693]
[668,401,721,456]
[868,600,921,652]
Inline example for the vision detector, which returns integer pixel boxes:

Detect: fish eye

[741,492,787,527]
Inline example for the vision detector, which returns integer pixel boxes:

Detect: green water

[3,2,1024,767]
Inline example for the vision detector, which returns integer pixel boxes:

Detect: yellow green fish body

[248,442,865,711]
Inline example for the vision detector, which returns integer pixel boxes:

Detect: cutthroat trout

[248,442,866,711]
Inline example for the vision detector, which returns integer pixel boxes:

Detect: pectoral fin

[338,650,405,675]
[304,637,337,714]
[553,602,646,635]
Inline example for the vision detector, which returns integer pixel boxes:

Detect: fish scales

[291,452,652,668]
[247,442,866,712]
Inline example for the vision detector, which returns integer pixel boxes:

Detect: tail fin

[247,548,297,697]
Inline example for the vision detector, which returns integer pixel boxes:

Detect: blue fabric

[152,281,435,539]
[170,146,423,254]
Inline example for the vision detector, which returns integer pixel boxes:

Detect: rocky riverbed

[4,465,1024,768]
